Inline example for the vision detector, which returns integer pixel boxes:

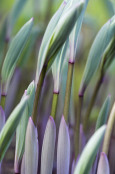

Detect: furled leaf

[0,96,28,162]
[96,96,111,130]
[52,40,68,93]
[70,0,89,62]
[79,15,115,95]
[46,1,84,69]
[57,116,70,174]
[1,18,33,93]
[74,125,106,174]
[97,152,110,174]
[18,26,41,67]
[101,36,115,74]
[0,106,5,132]
[25,117,38,174]
[35,0,84,83]
[14,81,35,173]
[41,116,56,174]
[35,0,67,83]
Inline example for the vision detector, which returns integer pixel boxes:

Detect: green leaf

[18,26,41,67]
[46,0,84,65]
[52,39,69,93]
[1,18,33,93]
[0,96,28,162]
[70,0,89,62]
[41,116,56,174]
[35,0,84,83]
[35,0,67,83]
[79,15,115,95]
[14,81,35,173]
[101,36,115,74]
[96,96,111,130]
[25,117,38,174]
[14,105,28,173]
[97,152,110,174]
[74,125,106,174]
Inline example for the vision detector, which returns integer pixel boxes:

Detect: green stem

[75,95,83,159]
[102,103,115,155]
[0,94,6,109]
[83,73,104,132]
[51,92,59,119]
[32,65,47,126]
[63,61,74,123]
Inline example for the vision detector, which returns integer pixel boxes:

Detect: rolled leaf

[70,0,89,62]
[46,1,84,68]
[35,0,67,83]
[1,18,33,93]
[57,116,70,174]
[14,81,35,173]
[79,15,115,95]
[40,116,56,174]
[74,125,106,174]
[18,26,41,67]
[0,106,5,132]
[52,40,68,93]
[0,96,28,162]
[35,0,84,83]
[97,152,110,174]
[25,117,38,174]
[96,96,111,130]
[101,36,115,74]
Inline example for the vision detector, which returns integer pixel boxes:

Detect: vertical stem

[32,65,47,126]
[0,94,6,109]
[51,92,59,119]
[102,103,115,155]
[74,95,83,159]
[83,73,104,132]
[63,61,74,123]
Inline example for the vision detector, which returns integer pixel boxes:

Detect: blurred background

[0,0,115,173]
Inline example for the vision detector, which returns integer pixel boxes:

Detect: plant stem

[102,103,115,155]
[63,61,74,123]
[51,92,59,119]
[0,94,6,109]
[75,95,83,159]
[83,73,104,132]
[32,65,47,126]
